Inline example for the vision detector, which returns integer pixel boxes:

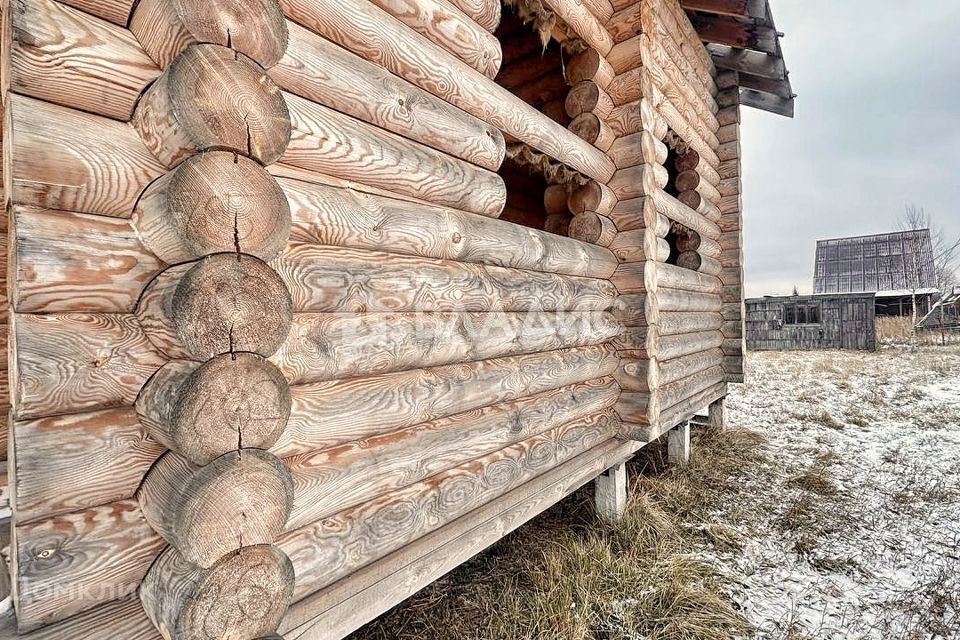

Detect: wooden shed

[746,294,877,351]
[0,0,793,637]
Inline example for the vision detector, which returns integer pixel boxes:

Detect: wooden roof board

[682,0,795,117]
[813,230,939,295]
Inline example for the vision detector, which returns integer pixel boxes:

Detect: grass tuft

[350,428,767,640]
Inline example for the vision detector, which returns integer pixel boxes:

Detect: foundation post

[708,397,726,430]
[594,462,627,522]
[667,421,691,465]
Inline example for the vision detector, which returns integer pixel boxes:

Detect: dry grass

[349,428,768,640]
[877,315,960,346]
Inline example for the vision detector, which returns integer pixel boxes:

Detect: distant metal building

[813,230,939,317]
[746,294,877,351]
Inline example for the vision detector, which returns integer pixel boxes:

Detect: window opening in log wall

[492,5,578,235]
[663,131,701,270]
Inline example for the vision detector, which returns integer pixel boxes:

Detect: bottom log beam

[278,410,620,602]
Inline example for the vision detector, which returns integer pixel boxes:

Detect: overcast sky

[739,1,960,297]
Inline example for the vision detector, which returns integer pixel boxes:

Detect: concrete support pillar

[594,462,627,522]
[708,397,726,431]
[668,421,691,465]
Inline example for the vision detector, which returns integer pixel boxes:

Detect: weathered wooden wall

[746,294,877,351]
[0,0,747,637]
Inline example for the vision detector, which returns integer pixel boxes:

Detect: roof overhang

[681,0,795,117]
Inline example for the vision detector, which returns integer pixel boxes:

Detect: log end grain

[140,544,294,640]
[140,449,294,567]
[172,253,293,360]
[134,44,291,167]
[134,151,291,263]
[172,0,288,68]
[138,353,292,465]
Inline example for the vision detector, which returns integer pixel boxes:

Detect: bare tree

[900,205,960,290]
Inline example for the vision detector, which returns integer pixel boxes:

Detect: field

[350,345,960,640]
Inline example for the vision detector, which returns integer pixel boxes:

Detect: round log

[136,353,292,465]
[568,212,616,246]
[544,213,571,236]
[675,229,702,253]
[568,180,616,216]
[675,169,702,193]
[138,254,293,360]
[138,449,294,567]
[543,184,570,216]
[568,112,615,152]
[564,80,613,119]
[140,544,294,640]
[133,44,291,167]
[566,48,614,87]
[133,151,291,263]
[130,0,289,69]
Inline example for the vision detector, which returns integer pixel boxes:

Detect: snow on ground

[713,346,960,639]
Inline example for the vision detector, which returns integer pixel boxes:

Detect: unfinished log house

[0,0,793,637]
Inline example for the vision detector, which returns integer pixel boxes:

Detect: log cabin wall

[606,0,729,441]
[716,69,747,382]
[0,0,751,637]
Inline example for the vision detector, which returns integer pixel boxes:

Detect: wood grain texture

[133,44,291,168]
[11,0,160,121]
[13,312,165,420]
[133,151,291,264]
[279,437,638,639]
[136,353,291,465]
[12,500,165,631]
[568,212,617,247]
[138,449,293,568]
[284,377,619,530]
[0,439,644,640]
[130,0,289,69]
[271,311,619,385]
[57,0,133,24]
[541,0,613,55]
[659,329,723,361]
[659,348,724,386]
[271,21,505,172]
[274,344,619,457]
[656,262,722,294]
[12,407,164,524]
[658,381,726,432]
[278,409,620,601]
[12,206,162,313]
[0,599,160,640]
[658,311,723,336]
[444,0,500,32]
[281,177,616,279]
[136,255,293,361]
[139,544,294,640]
[278,0,615,182]
[10,94,165,218]
[282,91,506,217]
[272,243,617,314]
[367,0,501,77]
